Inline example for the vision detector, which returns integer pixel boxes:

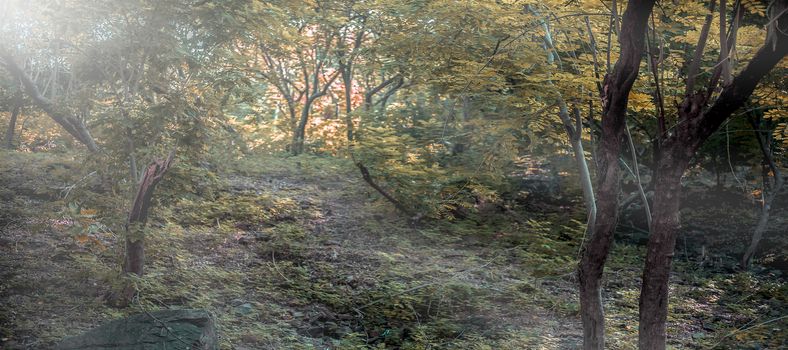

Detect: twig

[272,251,292,284]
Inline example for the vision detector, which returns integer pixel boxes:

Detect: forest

[0,0,786,349]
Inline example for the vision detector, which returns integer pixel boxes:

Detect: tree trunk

[578,136,622,349]
[291,99,312,155]
[341,65,354,142]
[577,1,656,348]
[638,151,688,350]
[355,161,414,218]
[556,102,596,242]
[4,100,20,149]
[124,152,176,276]
[741,172,783,268]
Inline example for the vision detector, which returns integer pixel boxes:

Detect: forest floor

[0,152,785,349]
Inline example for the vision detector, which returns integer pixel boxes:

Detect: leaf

[74,234,89,244]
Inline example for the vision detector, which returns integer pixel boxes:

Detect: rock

[252,231,272,241]
[56,309,217,350]
[234,303,255,315]
[304,326,325,338]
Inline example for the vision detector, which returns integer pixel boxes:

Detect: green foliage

[173,192,298,229]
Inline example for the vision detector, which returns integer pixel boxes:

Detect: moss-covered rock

[55,309,217,350]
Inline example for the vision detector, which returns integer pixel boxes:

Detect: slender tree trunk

[625,120,652,228]
[341,65,354,142]
[638,151,688,350]
[355,161,413,216]
[4,101,20,149]
[291,99,313,155]
[741,173,783,268]
[742,118,784,268]
[556,102,596,241]
[578,134,622,349]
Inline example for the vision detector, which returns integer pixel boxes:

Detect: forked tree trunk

[123,151,176,276]
[638,3,787,346]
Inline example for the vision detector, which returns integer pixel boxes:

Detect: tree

[0,50,100,152]
[3,93,21,149]
[639,1,786,347]
[572,0,788,348]
[578,1,656,348]
[248,2,343,155]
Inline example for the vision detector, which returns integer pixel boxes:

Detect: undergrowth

[0,151,785,349]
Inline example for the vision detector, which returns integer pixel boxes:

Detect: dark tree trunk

[124,152,176,276]
[4,100,20,149]
[638,149,688,350]
[108,152,175,307]
[577,1,656,348]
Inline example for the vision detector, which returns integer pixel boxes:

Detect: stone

[56,309,217,350]
[233,303,255,315]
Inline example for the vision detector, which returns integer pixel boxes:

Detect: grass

[0,151,785,349]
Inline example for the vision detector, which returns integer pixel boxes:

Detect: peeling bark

[124,151,176,276]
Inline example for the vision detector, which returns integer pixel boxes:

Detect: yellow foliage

[628,91,654,113]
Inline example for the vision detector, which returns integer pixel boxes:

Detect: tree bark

[638,149,688,350]
[123,151,176,276]
[557,101,597,242]
[577,1,656,349]
[4,99,20,149]
[741,171,783,268]
[291,98,314,155]
[355,161,414,218]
